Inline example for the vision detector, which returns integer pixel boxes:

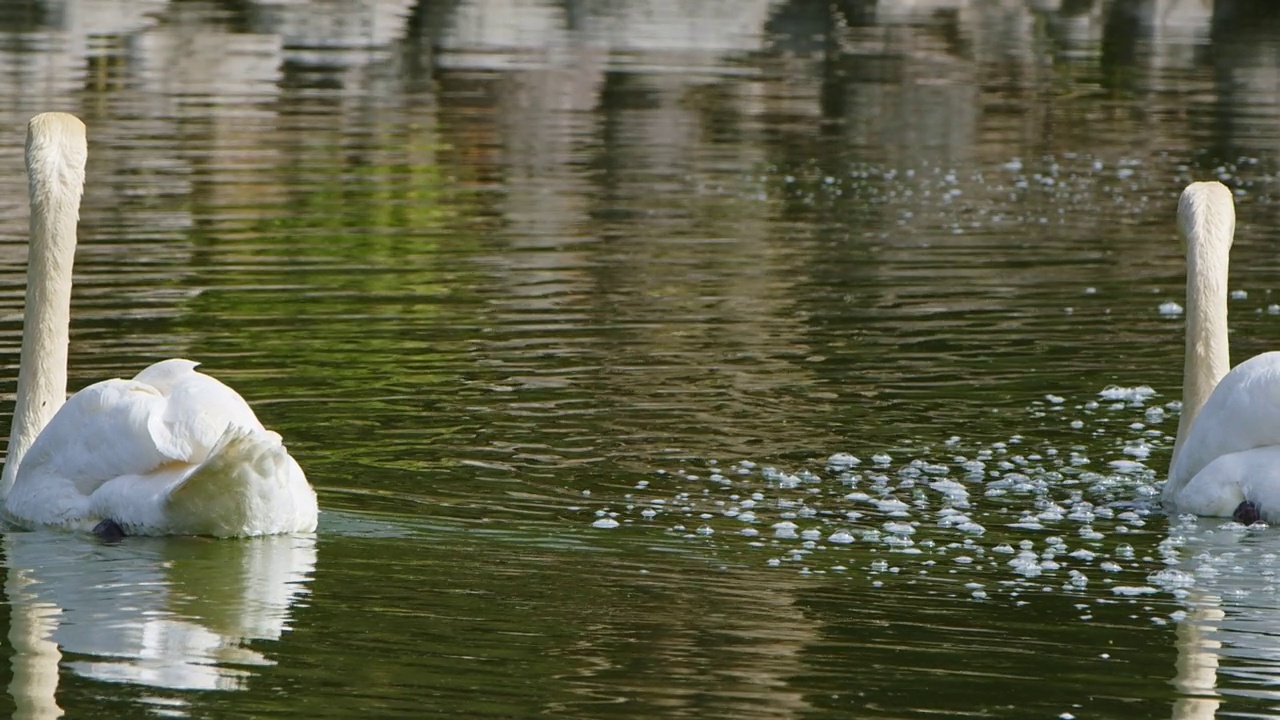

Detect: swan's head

[1177,181,1235,255]
[24,112,87,214]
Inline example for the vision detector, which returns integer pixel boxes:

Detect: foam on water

[574,398,1242,641]
[581,378,1280,710]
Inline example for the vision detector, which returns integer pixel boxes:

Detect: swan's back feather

[5,359,315,536]
[133,358,200,393]
[1170,350,1280,490]
[163,425,314,537]
[18,378,171,499]
[15,360,261,493]
[87,425,317,537]
[142,360,265,465]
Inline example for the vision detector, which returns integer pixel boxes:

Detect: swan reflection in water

[1167,518,1280,719]
[4,531,316,718]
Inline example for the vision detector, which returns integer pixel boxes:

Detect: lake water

[2,0,1280,717]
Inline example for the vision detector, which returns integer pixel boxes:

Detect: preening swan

[0,112,317,537]
[1166,181,1280,523]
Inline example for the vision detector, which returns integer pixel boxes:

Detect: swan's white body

[1,112,317,537]
[1165,181,1280,521]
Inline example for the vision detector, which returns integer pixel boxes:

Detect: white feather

[7,361,317,536]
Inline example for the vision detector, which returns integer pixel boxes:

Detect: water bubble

[828,530,856,545]
[1111,586,1158,596]
[1148,569,1195,589]
[1109,460,1147,474]
[1098,385,1156,403]
[827,453,861,469]
[773,521,799,539]
[875,498,912,515]
[1009,551,1043,578]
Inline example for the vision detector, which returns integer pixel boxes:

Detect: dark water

[3,0,1280,717]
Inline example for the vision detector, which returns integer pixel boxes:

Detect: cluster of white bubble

[589,382,1268,620]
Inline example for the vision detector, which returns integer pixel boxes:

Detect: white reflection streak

[1172,596,1222,720]
[4,532,316,711]
[1166,524,1280,720]
[7,567,63,720]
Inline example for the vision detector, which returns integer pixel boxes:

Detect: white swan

[0,112,317,537]
[1166,181,1280,523]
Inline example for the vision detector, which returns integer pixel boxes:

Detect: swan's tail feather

[165,425,318,537]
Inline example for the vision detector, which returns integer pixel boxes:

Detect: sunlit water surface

[4,1,1280,718]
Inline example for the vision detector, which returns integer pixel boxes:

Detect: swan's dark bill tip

[1234,501,1262,525]
[92,518,126,542]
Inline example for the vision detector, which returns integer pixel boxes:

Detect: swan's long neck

[0,114,87,498]
[1171,182,1235,467]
